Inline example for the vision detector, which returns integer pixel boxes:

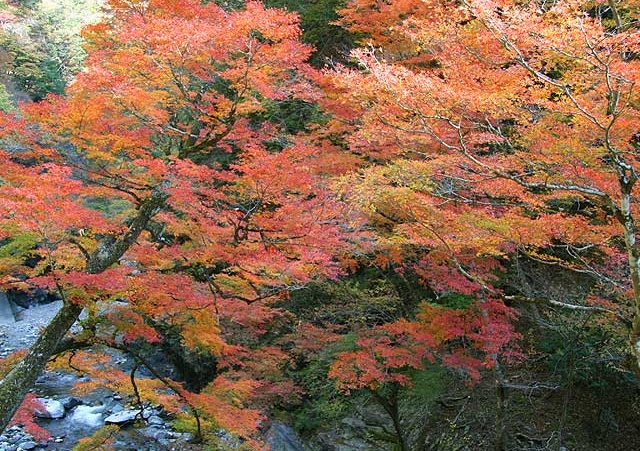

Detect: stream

[0,300,192,451]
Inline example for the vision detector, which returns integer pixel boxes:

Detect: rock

[215,430,241,448]
[61,397,82,410]
[0,292,16,325]
[70,405,105,428]
[341,417,366,429]
[17,441,37,450]
[9,434,24,444]
[153,430,170,441]
[34,398,65,419]
[266,422,306,451]
[147,415,164,426]
[104,408,140,424]
[357,405,393,427]
[138,426,161,439]
[6,288,58,309]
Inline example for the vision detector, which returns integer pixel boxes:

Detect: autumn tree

[320,0,640,447]
[325,0,640,363]
[0,0,354,442]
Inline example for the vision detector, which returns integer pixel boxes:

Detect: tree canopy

[0,0,639,449]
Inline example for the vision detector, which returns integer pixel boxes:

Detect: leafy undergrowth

[290,364,640,451]
[407,365,640,451]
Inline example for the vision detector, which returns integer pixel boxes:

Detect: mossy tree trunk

[0,302,83,430]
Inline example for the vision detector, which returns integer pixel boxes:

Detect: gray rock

[17,441,37,450]
[0,292,15,325]
[341,417,366,429]
[34,398,65,419]
[61,397,82,410]
[104,408,140,424]
[147,415,164,426]
[215,430,241,448]
[153,430,170,441]
[266,422,306,451]
[138,426,162,439]
[357,405,393,426]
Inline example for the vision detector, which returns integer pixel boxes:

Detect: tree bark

[0,190,167,433]
[0,302,82,430]
[495,381,507,451]
[373,388,408,451]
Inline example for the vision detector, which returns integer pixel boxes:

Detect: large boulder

[34,398,65,419]
[267,422,306,451]
[0,292,15,325]
[104,409,140,425]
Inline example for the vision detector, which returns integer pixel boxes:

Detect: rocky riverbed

[0,301,194,451]
[0,300,63,359]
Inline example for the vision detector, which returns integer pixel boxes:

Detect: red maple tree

[323,0,640,407]
[0,0,357,444]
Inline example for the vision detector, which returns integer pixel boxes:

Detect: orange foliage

[326,0,640,390]
[0,0,361,445]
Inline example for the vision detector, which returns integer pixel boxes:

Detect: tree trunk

[617,189,640,379]
[495,381,507,451]
[373,388,408,451]
[0,302,82,430]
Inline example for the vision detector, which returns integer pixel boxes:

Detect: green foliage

[292,334,359,432]
[400,366,447,404]
[0,233,37,261]
[289,278,404,327]
[171,414,200,435]
[256,98,327,136]
[213,0,246,11]
[0,31,65,100]
[264,0,355,66]
[0,83,13,112]
[0,0,102,100]
[72,424,119,451]
[287,267,430,327]
[537,313,631,389]
[83,197,132,219]
[24,0,101,79]
[437,293,474,310]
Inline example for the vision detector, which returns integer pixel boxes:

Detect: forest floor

[414,364,640,451]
